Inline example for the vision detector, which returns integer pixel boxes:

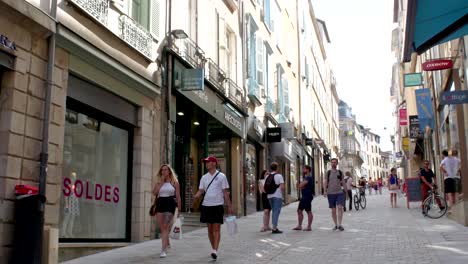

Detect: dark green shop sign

[181,68,204,91]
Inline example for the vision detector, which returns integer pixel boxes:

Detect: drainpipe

[240,0,248,216]
[38,0,57,262]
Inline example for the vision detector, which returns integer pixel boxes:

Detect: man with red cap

[194,156,232,260]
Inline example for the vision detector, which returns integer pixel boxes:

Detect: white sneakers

[160,251,167,258]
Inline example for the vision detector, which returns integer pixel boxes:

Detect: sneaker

[211,252,217,260]
[272,229,283,234]
[160,251,167,258]
[338,226,344,231]
[332,226,338,231]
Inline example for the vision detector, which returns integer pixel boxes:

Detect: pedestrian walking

[440,149,461,213]
[323,158,347,231]
[258,169,272,232]
[377,178,383,195]
[152,164,182,258]
[293,165,315,231]
[388,168,399,208]
[368,179,373,195]
[193,156,233,260]
[343,171,354,212]
[264,162,285,234]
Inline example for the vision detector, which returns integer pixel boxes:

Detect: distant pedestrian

[368,179,373,195]
[293,165,315,231]
[440,149,461,213]
[388,168,399,208]
[377,178,383,195]
[343,171,354,212]
[264,162,285,234]
[258,169,272,232]
[152,164,182,258]
[193,156,232,260]
[324,158,347,231]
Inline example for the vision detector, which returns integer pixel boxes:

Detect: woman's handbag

[149,197,158,216]
[389,184,399,190]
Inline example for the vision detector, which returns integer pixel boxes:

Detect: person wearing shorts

[258,169,272,232]
[194,156,232,260]
[324,158,347,231]
[293,165,315,231]
[440,149,461,212]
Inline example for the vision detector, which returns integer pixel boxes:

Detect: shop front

[171,58,246,215]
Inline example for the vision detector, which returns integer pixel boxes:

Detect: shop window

[60,98,132,241]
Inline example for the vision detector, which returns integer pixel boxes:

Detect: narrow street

[63,191,468,264]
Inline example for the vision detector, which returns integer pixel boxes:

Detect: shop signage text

[415,88,434,130]
[399,108,408,126]
[0,34,16,51]
[404,73,423,87]
[182,68,204,91]
[422,59,453,71]
[266,127,281,142]
[440,90,468,105]
[224,111,242,130]
[409,115,422,138]
[63,177,120,203]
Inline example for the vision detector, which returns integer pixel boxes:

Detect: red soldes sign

[422,59,453,71]
[399,108,408,126]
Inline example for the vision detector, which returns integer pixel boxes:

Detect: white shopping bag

[225,215,238,236]
[170,217,182,240]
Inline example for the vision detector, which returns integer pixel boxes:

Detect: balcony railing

[69,0,109,25]
[170,37,205,69]
[225,79,245,111]
[206,58,227,94]
[118,15,153,59]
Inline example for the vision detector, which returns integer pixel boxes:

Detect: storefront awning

[403,0,468,62]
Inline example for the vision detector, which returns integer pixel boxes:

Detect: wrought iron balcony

[170,37,205,69]
[205,58,227,94]
[225,78,245,111]
[69,0,109,25]
[118,15,153,59]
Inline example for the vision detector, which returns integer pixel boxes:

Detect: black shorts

[156,196,176,213]
[298,198,312,212]
[444,178,457,193]
[261,193,271,210]
[200,205,224,224]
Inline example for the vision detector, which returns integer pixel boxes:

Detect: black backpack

[264,173,279,194]
[327,170,343,182]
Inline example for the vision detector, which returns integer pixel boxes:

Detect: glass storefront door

[245,143,257,214]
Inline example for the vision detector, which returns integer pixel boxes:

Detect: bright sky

[313,0,395,151]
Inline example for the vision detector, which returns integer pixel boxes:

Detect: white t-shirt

[344,176,353,190]
[267,173,284,199]
[199,170,229,206]
[440,157,461,178]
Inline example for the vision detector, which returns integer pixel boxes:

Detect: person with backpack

[264,162,285,234]
[293,165,315,231]
[323,158,348,231]
[258,169,272,232]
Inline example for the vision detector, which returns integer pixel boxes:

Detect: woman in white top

[258,169,272,232]
[152,164,181,258]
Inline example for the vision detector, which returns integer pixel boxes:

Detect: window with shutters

[256,36,264,86]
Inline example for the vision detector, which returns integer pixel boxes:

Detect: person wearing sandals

[323,158,347,231]
[293,165,315,231]
[152,164,182,258]
[193,156,233,260]
[258,169,272,232]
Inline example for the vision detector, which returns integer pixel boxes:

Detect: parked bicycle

[422,185,447,219]
[353,187,366,210]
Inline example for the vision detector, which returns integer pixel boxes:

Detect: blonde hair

[157,164,178,184]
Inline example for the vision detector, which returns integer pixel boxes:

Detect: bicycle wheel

[360,195,366,209]
[423,195,447,219]
[353,195,360,211]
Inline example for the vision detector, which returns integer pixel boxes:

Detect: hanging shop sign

[415,88,434,130]
[266,127,281,143]
[0,34,17,51]
[402,137,410,151]
[399,108,408,126]
[181,68,204,91]
[422,59,453,71]
[440,90,468,105]
[409,115,423,139]
[403,73,423,87]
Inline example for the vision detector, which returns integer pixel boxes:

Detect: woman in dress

[388,168,399,208]
[258,169,272,232]
[152,164,181,258]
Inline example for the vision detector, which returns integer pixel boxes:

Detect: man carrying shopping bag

[194,156,233,260]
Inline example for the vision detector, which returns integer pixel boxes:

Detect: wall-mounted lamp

[171,29,189,39]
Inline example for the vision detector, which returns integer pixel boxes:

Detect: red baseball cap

[202,156,218,164]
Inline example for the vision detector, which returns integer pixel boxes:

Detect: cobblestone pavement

[63,191,468,264]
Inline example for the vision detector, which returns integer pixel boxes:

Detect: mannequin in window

[62,172,80,238]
